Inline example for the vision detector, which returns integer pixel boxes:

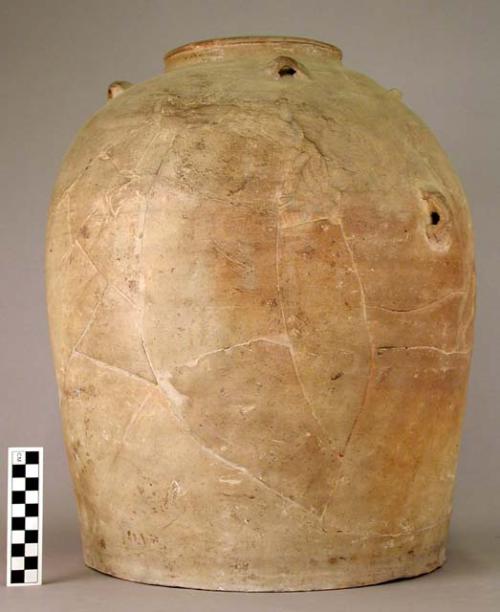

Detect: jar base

[84,549,446,592]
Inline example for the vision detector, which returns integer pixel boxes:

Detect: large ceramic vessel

[46,36,475,591]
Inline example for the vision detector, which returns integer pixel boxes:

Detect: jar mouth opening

[163,35,343,70]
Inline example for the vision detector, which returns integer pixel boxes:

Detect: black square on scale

[12,464,26,477]
[10,570,25,584]
[24,557,38,570]
[11,543,25,557]
[25,451,39,464]
[12,490,26,504]
[25,478,38,490]
[25,530,38,543]
[25,504,38,517]
[12,517,25,530]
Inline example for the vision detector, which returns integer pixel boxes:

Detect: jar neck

[163,36,342,71]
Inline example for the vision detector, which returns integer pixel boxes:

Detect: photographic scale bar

[6,447,43,586]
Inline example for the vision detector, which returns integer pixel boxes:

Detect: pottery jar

[46,36,475,591]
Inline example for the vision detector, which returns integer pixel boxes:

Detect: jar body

[46,37,475,591]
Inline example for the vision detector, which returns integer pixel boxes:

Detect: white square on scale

[25,517,38,530]
[12,478,26,491]
[11,531,25,544]
[11,557,25,571]
[25,464,39,478]
[12,451,26,464]
[12,504,26,517]
[25,490,38,504]
[24,543,38,557]
[24,570,38,583]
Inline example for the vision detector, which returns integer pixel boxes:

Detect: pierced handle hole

[278,66,297,78]
[430,211,440,225]
[420,190,451,251]
[107,80,133,100]
[266,56,308,80]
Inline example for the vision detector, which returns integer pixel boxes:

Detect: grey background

[1,0,499,610]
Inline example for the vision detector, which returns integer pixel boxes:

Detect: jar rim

[163,35,343,70]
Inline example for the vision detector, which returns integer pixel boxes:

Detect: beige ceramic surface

[45,36,475,591]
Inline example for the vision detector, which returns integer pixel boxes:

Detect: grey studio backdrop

[1,1,499,610]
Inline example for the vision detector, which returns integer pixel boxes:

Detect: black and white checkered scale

[9,450,41,584]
